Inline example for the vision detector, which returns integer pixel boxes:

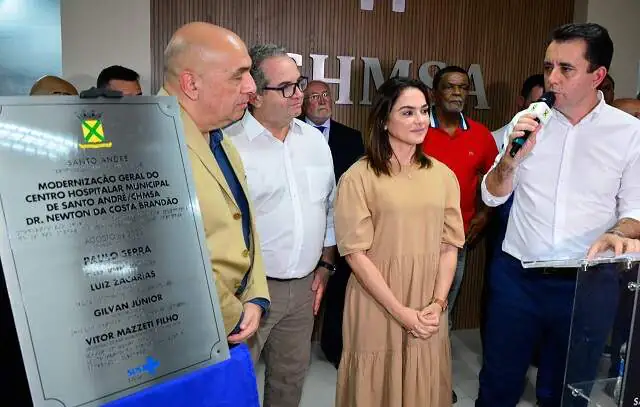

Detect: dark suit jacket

[300,117,364,182]
[302,117,363,366]
[326,120,364,182]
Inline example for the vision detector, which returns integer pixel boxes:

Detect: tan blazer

[158,88,269,335]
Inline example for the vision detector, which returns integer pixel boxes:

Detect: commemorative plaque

[0,96,229,406]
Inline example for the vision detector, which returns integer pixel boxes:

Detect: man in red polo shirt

[424,65,497,403]
[423,65,498,328]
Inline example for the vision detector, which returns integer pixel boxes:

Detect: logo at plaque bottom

[127,356,160,378]
[78,110,112,149]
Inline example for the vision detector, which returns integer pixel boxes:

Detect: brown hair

[365,77,431,176]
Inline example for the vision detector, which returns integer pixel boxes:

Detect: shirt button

[233,213,241,220]
[242,249,249,258]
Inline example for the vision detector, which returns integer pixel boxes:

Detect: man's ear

[593,67,607,89]
[179,71,198,101]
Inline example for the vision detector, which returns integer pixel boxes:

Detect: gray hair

[249,44,288,94]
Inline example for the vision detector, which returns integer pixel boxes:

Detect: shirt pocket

[305,166,332,204]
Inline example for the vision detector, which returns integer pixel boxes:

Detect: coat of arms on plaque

[78,110,112,149]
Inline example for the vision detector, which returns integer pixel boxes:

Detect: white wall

[575,0,640,97]
[61,0,151,94]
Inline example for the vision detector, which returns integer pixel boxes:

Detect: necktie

[314,125,326,134]
[209,130,251,251]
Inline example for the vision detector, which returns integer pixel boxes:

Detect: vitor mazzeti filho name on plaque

[84,313,180,346]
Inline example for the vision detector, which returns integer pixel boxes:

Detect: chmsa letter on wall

[287,53,490,110]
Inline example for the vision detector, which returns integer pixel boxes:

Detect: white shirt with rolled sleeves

[225,112,336,279]
[481,92,640,262]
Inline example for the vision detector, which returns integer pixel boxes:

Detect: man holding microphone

[477,23,640,407]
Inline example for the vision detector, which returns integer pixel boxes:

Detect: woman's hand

[418,303,443,329]
[396,306,438,339]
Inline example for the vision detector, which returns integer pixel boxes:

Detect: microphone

[509,92,556,158]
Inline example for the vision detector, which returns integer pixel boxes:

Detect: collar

[305,117,331,131]
[429,105,469,130]
[553,90,606,126]
[241,111,301,141]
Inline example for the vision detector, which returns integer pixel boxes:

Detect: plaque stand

[522,253,640,406]
[103,344,260,407]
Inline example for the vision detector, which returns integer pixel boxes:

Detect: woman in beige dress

[334,77,465,407]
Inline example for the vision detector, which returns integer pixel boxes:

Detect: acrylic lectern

[523,253,640,407]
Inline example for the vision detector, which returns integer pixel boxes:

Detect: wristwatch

[317,260,337,275]
[430,297,448,312]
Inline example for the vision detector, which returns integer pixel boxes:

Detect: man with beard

[225,44,336,407]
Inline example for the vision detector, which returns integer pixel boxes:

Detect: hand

[466,210,490,246]
[586,233,640,260]
[227,302,262,344]
[312,268,331,316]
[503,114,540,165]
[418,303,443,328]
[396,307,434,339]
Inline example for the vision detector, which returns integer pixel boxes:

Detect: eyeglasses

[263,76,308,98]
[306,91,330,102]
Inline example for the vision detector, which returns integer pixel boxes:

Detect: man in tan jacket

[159,22,269,344]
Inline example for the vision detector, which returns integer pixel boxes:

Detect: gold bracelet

[430,298,448,312]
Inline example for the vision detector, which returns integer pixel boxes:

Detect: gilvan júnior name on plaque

[92,293,165,317]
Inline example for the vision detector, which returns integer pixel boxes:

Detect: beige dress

[334,158,465,407]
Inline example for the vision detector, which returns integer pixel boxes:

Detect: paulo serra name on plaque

[0,97,229,407]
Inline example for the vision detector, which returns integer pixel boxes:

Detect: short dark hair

[248,44,288,94]
[550,23,613,72]
[520,74,545,99]
[432,65,468,91]
[365,77,431,177]
[97,65,140,88]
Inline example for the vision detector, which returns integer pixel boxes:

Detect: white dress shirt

[225,112,336,279]
[482,92,640,262]
[305,117,331,142]
[491,123,509,152]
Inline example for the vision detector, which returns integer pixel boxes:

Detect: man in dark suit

[302,80,364,368]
